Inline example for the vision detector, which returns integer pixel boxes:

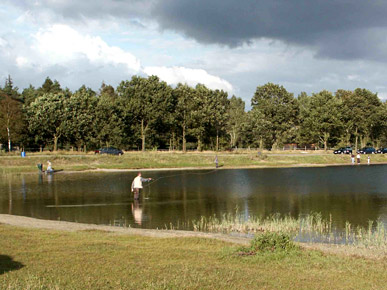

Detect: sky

[1,0,387,108]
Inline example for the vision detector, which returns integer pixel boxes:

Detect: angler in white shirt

[131,172,152,200]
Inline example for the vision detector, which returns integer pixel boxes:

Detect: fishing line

[142,168,219,199]
[143,169,219,188]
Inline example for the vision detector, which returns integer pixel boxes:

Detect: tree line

[0,75,386,152]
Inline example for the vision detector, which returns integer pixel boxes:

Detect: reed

[191,212,387,249]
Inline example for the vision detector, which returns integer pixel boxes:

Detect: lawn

[1,150,386,174]
[1,225,386,289]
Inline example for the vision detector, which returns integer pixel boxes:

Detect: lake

[1,165,386,231]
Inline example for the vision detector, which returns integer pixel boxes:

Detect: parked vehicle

[376,147,387,154]
[333,146,352,154]
[95,147,124,155]
[358,147,376,154]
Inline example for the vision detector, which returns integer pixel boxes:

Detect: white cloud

[33,24,141,72]
[143,66,233,93]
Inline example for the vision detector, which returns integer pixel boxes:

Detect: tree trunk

[182,123,186,152]
[355,127,358,152]
[141,119,145,152]
[197,138,201,151]
[216,129,219,152]
[54,135,58,151]
[259,137,263,150]
[7,126,11,152]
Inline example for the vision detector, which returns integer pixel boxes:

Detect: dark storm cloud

[152,0,387,60]
[8,0,154,21]
[8,0,387,60]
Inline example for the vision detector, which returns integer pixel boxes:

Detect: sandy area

[0,214,250,245]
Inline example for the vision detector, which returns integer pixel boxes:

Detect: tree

[38,77,63,95]
[251,83,298,149]
[207,89,229,151]
[338,89,382,149]
[93,85,126,148]
[298,91,342,150]
[0,94,24,151]
[226,96,246,148]
[27,93,69,151]
[246,108,272,149]
[117,76,174,151]
[64,86,98,150]
[190,84,210,151]
[2,75,20,100]
[21,85,39,106]
[173,84,196,152]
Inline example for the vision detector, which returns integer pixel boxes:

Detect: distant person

[367,156,370,165]
[214,155,219,168]
[351,154,355,165]
[46,160,53,172]
[131,172,152,200]
[356,153,361,164]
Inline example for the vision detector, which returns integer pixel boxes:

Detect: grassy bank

[1,150,386,174]
[1,225,386,289]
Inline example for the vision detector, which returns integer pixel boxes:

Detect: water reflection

[0,165,386,231]
[131,201,143,225]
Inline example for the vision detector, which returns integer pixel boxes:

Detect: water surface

[1,165,386,230]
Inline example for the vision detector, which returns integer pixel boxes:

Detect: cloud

[33,24,141,72]
[9,0,387,62]
[143,66,233,92]
[0,21,233,94]
[151,0,387,61]
[7,0,154,22]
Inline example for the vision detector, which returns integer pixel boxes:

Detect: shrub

[238,232,298,255]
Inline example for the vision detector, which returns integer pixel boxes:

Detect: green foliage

[4,76,387,151]
[248,232,298,253]
[117,76,174,150]
[298,90,342,149]
[251,83,299,149]
[26,92,69,150]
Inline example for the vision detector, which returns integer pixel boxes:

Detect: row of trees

[0,75,386,152]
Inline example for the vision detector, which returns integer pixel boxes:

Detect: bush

[238,232,298,255]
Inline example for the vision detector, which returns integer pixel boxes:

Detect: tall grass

[109,211,386,249]
[190,212,387,249]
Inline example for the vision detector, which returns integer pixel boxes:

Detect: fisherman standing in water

[214,155,219,168]
[131,172,152,200]
[46,160,53,172]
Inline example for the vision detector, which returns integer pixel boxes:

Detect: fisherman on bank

[356,153,361,164]
[131,172,152,200]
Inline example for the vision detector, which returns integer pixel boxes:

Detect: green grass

[1,225,386,289]
[1,150,386,174]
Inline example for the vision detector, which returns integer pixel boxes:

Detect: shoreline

[1,214,385,260]
[10,162,387,175]
[0,214,250,245]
